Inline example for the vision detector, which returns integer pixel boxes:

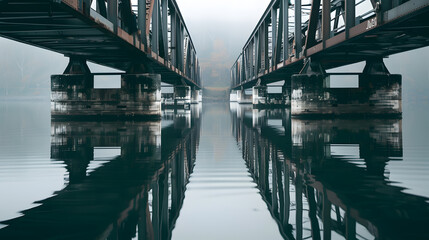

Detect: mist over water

[0,90,428,239]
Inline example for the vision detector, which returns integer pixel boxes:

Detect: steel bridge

[0,0,200,86]
[0,0,201,117]
[231,0,429,116]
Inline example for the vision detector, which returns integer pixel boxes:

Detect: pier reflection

[0,106,201,240]
[231,104,429,240]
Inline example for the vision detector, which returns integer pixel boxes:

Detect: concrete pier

[191,89,201,104]
[174,85,191,109]
[237,88,252,104]
[291,59,402,117]
[198,90,203,102]
[252,85,267,106]
[51,73,161,119]
[291,74,402,117]
[282,81,291,106]
[252,84,290,108]
[230,90,238,102]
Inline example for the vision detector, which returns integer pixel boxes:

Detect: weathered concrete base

[51,74,161,119]
[237,89,252,104]
[252,85,267,106]
[173,86,191,110]
[230,90,238,102]
[282,81,291,106]
[198,90,203,102]
[191,89,201,104]
[291,74,402,117]
[252,85,290,109]
[161,93,174,108]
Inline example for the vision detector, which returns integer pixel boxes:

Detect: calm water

[0,100,429,239]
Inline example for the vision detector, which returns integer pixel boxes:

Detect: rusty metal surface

[0,0,201,88]
[231,0,429,90]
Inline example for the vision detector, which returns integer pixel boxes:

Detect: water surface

[0,101,429,239]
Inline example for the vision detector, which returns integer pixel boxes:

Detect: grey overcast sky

[175,0,272,88]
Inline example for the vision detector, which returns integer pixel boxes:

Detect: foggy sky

[175,0,272,88]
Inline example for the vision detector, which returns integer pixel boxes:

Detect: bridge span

[231,0,429,116]
[0,0,202,118]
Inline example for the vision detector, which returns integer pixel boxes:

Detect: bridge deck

[0,0,200,87]
[232,0,429,89]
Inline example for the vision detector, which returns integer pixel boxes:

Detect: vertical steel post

[283,0,289,61]
[263,20,269,70]
[322,0,331,47]
[250,40,254,78]
[185,38,191,77]
[244,47,249,80]
[255,32,260,75]
[260,26,265,72]
[171,10,177,66]
[178,24,184,71]
[161,0,168,58]
[193,51,196,80]
[305,0,321,52]
[380,0,392,13]
[345,0,356,38]
[152,0,159,54]
[241,53,245,83]
[295,0,302,58]
[96,0,107,17]
[193,50,197,80]
[138,0,147,47]
[272,7,277,67]
[82,0,90,15]
[275,1,283,65]
[107,0,118,33]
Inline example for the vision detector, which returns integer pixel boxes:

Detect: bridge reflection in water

[0,106,201,240]
[231,104,429,240]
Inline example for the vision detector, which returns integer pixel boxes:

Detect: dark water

[0,101,429,239]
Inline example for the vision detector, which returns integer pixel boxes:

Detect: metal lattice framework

[231,0,429,89]
[0,0,201,87]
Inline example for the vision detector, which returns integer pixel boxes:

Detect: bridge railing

[230,0,411,89]
[79,0,200,86]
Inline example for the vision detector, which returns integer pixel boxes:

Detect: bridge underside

[0,0,197,87]
[312,4,429,69]
[0,0,202,117]
[231,0,429,116]
[233,1,429,90]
